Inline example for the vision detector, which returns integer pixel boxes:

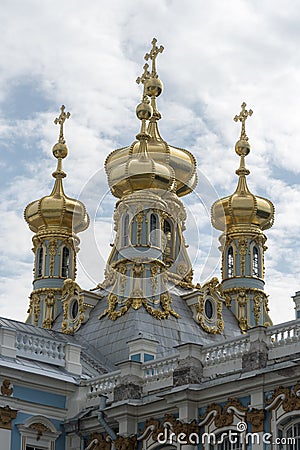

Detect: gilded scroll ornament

[238,238,247,276]
[206,403,234,427]
[1,379,13,396]
[49,238,58,275]
[138,414,199,445]
[201,398,247,429]
[32,293,40,325]
[62,278,81,298]
[29,422,51,441]
[85,433,111,450]
[61,278,88,334]
[0,405,17,430]
[267,385,300,412]
[238,316,249,332]
[114,435,138,450]
[99,291,180,321]
[253,294,262,326]
[195,278,224,334]
[246,409,265,432]
[42,290,55,329]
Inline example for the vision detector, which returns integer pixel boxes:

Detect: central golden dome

[105,38,197,199]
[105,118,197,198]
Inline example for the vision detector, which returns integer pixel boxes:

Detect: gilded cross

[234,102,253,141]
[136,63,151,85]
[144,38,164,77]
[54,105,71,144]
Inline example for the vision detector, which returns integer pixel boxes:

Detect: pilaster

[0,326,16,358]
[173,343,203,387]
[65,343,82,376]
[113,361,143,402]
[242,326,269,371]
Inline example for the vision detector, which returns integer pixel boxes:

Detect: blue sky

[0,0,300,324]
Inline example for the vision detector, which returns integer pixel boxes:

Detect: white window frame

[279,418,300,449]
[61,246,71,278]
[251,245,260,277]
[149,212,160,247]
[17,416,61,450]
[227,246,234,278]
[211,435,243,449]
[122,213,130,247]
[36,246,45,278]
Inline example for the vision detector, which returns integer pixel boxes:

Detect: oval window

[204,299,214,319]
[71,299,79,319]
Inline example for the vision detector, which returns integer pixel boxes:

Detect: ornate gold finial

[234,102,253,141]
[54,105,71,145]
[145,37,164,77]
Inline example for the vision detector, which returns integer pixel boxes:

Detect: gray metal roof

[74,286,241,366]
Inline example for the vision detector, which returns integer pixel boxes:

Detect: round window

[71,299,79,319]
[204,299,214,319]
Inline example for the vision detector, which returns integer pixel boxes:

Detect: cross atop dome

[144,37,164,77]
[54,105,71,145]
[136,63,151,86]
[234,102,253,142]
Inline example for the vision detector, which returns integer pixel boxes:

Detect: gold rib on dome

[211,102,274,232]
[24,105,89,234]
[105,38,197,198]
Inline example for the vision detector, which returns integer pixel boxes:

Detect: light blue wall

[14,385,66,409]
[34,278,65,289]
[222,277,264,290]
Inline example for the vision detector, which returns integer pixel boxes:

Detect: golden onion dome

[211,103,274,232]
[105,116,197,198]
[24,106,89,235]
[105,38,197,199]
[106,94,176,197]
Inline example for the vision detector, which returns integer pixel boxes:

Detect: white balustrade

[267,320,300,346]
[143,355,179,383]
[16,331,65,366]
[203,336,250,367]
[267,319,300,359]
[86,370,121,398]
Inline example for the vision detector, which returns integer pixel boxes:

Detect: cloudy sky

[0,0,300,325]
